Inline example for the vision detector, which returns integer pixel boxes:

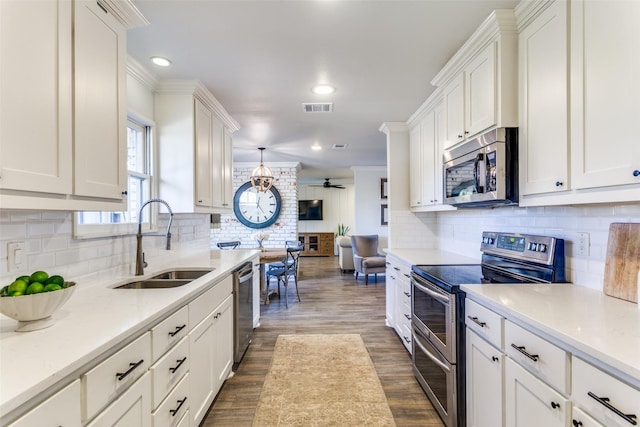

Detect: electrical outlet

[576,232,590,257]
[7,241,25,272]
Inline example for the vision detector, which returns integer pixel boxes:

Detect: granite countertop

[384,248,480,266]
[0,249,258,418]
[461,283,640,389]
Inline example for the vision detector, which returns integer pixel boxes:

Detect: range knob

[528,242,538,251]
[538,243,547,252]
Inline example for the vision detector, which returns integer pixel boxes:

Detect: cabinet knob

[464,131,469,134]
[572,420,583,427]
[555,181,563,187]
[550,401,560,409]
[121,190,128,196]
[491,356,499,362]
[458,134,463,139]
[198,200,203,203]
[633,170,640,177]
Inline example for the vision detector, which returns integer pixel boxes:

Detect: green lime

[9,290,24,297]
[16,275,30,284]
[8,279,28,294]
[26,282,45,295]
[43,283,62,292]
[45,275,65,286]
[30,271,49,284]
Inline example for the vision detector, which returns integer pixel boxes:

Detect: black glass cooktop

[412,264,483,292]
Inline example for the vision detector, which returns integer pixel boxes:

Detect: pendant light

[250,147,274,192]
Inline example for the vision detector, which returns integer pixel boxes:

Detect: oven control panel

[481,232,560,265]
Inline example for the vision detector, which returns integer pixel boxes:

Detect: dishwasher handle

[236,262,253,284]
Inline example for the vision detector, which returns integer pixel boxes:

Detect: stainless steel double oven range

[410,232,566,427]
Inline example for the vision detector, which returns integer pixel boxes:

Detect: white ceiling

[127,0,519,184]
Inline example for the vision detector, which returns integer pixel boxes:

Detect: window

[73,118,154,237]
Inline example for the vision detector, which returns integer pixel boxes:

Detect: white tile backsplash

[0,211,210,285]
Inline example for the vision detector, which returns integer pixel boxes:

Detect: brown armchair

[350,235,386,285]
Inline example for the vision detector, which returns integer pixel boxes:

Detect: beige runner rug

[252,334,396,427]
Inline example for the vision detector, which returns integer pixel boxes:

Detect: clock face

[233,181,282,229]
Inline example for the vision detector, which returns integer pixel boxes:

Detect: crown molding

[379,122,409,135]
[126,55,158,91]
[431,9,517,87]
[98,0,149,28]
[515,0,558,31]
[407,88,443,126]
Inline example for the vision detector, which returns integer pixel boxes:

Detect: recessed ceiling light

[312,84,335,95]
[311,145,322,151]
[151,56,171,67]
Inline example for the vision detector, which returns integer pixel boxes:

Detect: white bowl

[0,283,76,331]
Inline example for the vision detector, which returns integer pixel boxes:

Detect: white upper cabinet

[0,0,146,210]
[156,81,239,214]
[0,0,73,195]
[517,0,640,206]
[518,0,569,196]
[570,0,640,189]
[74,0,127,200]
[433,10,518,149]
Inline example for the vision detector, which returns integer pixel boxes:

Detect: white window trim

[73,112,158,239]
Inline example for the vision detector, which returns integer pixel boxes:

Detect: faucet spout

[135,198,174,276]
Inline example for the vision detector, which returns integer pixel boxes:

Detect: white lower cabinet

[571,406,605,427]
[189,293,233,427]
[86,372,151,427]
[152,373,189,427]
[6,380,81,427]
[466,329,504,427]
[386,255,412,354]
[505,358,570,427]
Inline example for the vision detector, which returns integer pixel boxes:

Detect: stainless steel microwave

[443,128,518,208]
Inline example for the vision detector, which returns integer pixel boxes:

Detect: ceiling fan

[310,178,345,189]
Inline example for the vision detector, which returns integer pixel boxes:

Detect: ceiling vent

[302,102,333,113]
[331,144,348,150]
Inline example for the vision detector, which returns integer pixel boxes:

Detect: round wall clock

[233,181,282,229]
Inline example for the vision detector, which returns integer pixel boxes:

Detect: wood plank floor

[202,256,444,427]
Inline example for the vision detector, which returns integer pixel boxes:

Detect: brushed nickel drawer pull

[588,391,637,425]
[116,359,144,381]
[510,344,539,362]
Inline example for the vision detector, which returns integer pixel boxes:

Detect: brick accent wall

[210,163,299,250]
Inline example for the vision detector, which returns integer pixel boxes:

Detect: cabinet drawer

[150,337,189,410]
[400,322,412,352]
[504,321,569,394]
[7,379,81,427]
[572,406,605,427]
[399,279,411,304]
[465,299,504,349]
[572,357,640,427]
[86,372,151,427]
[189,275,232,329]
[82,332,151,421]
[152,306,188,362]
[152,373,189,427]
[399,299,412,326]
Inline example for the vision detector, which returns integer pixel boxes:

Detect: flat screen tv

[298,199,323,221]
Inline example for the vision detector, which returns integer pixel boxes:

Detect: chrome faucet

[135,198,174,276]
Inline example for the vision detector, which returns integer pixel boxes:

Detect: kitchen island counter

[462,283,640,389]
[0,249,258,420]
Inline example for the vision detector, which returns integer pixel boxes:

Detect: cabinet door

[466,329,503,427]
[434,102,447,205]
[86,373,151,427]
[421,110,437,206]
[7,380,81,427]
[465,43,496,137]
[210,115,225,209]
[0,0,72,194]
[189,311,216,426]
[74,0,127,199]
[443,73,465,148]
[505,358,570,427]
[409,123,423,207]
[519,0,569,196]
[194,98,213,207]
[570,0,640,189]
[212,295,233,392]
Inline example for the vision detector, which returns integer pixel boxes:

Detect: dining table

[258,248,287,304]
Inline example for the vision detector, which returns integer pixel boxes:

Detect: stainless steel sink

[114,279,193,289]
[113,268,213,289]
[149,269,213,280]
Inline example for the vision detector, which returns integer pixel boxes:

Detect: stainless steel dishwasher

[233,261,254,369]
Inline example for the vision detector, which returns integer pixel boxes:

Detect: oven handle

[412,279,450,304]
[413,332,451,374]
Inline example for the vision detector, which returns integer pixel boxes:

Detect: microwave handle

[474,153,485,193]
